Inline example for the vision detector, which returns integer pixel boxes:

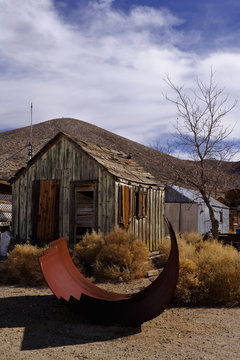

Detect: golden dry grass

[0,244,46,286]
[159,232,240,306]
[73,227,152,281]
[1,230,240,307]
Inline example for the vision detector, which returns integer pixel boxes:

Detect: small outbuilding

[11,132,164,250]
[165,185,229,235]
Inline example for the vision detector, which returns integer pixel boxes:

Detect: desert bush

[158,232,203,261]
[159,232,240,306]
[180,231,203,246]
[73,231,104,275]
[174,258,203,305]
[0,243,46,286]
[73,227,151,281]
[196,240,240,306]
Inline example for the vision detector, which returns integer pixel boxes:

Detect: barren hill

[0,118,239,190]
[0,118,177,182]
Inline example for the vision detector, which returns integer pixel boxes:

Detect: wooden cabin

[11,132,164,250]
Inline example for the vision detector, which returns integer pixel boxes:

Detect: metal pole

[30,102,33,145]
[28,103,33,161]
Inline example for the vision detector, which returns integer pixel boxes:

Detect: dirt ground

[0,280,240,360]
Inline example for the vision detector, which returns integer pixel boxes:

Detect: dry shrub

[159,232,240,306]
[180,231,203,246]
[158,232,202,264]
[73,227,151,281]
[158,237,171,257]
[0,244,46,286]
[196,240,240,306]
[73,231,104,275]
[174,258,203,305]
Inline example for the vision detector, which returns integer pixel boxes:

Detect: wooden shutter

[122,186,130,228]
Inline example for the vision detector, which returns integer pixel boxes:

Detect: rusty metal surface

[40,219,179,326]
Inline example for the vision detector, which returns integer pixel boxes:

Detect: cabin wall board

[116,183,164,251]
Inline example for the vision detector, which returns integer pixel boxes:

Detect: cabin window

[118,185,130,228]
[118,185,148,227]
[73,182,97,242]
[134,190,147,218]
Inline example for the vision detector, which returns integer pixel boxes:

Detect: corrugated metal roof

[171,186,229,209]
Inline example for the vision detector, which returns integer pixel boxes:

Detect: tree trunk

[206,202,219,238]
[210,215,219,239]
[201,192,219,238]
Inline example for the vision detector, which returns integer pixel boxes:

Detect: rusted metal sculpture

[39,219,179,326]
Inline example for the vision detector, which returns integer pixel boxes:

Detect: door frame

[70,180,98,244]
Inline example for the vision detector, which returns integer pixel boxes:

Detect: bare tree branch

[162,70,238,237]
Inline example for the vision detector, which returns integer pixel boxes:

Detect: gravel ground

[0,281,240,360]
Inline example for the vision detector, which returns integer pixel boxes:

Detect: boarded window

[73,182,97,242]
[134,189,147,218]
[118,185,130,228]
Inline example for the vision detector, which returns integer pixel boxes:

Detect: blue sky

[0,0,240,158]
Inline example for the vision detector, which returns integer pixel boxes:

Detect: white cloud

[0,0,239,159]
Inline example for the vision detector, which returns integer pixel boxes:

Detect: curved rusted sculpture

[39,219,179,326]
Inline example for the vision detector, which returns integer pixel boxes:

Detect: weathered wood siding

[12,137,116,242]
[116,182,164,251]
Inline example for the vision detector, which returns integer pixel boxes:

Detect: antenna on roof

[28,102,33,161]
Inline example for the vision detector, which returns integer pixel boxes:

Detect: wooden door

[32,180,59,244]
[73,182,97,242]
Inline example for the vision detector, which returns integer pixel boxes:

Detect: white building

[165,186,229,235]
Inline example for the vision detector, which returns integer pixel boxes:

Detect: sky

[1,0,240,158]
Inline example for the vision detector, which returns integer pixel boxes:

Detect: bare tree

[163,70,237,238]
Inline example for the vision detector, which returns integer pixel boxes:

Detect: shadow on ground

[0,294,141,350]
